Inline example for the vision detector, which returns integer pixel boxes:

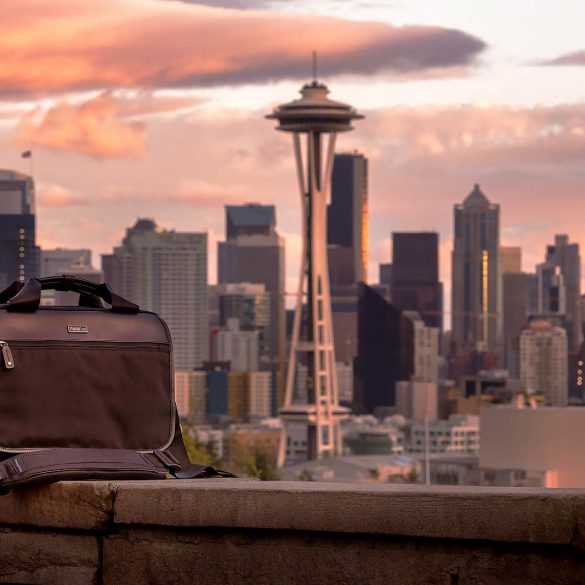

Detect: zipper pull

[0,341,14,369]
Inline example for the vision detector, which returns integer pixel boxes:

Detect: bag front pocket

[0,340,173,452]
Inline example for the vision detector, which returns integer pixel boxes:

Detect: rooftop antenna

[312,50,318,83]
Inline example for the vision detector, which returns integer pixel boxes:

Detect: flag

[21,151,31,158]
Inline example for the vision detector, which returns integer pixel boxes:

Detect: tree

[182,432,220,467]
[229,444,280,480]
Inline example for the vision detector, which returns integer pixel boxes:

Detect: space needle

[266,64,363,466]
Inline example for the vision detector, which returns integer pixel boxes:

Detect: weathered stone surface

[103,526,585,585]
[0,529,99,584]
[113,480,585,546]
[2,479,585,583]
[0,481,116,530]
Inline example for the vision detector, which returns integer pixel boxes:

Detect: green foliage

[182,432,220,467]
[181,425,279,480]
[230,444,280,481]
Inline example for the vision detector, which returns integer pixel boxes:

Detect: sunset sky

[2,0,585,307]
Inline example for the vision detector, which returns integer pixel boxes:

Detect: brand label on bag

[67,325,89,334]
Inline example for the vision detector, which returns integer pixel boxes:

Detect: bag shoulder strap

[0,447,235,494]
[166,409,236,479]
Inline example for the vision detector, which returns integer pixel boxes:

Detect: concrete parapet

[1,480,585,584]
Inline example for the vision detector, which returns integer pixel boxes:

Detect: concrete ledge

[0,480,116,531]
[2,480,585,584]
[113,480,585,547]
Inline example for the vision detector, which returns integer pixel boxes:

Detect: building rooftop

[463,183,490,206]
[226,204,275,229]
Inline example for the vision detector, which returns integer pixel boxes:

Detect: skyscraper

[379,263,392,287]
[502,272,530,378]
[0,170,39,287]
[528,263,565,319]
[218,214,285,421]
[217,283,271,369]
[102,219,208,370]
[40,248,92,277]
[452,184,501,356]
[544,235,581,353]
[500,246,522,274]
[225,204,276,239]
[214,318,260,372]
[500,246,527,376]
[218,204,285,368]
[353,284,414,415]
[520,320,568,406]
[391,232,443,330]
[218,233,285,365]
[327,152,368,285]
[326,153,368,379]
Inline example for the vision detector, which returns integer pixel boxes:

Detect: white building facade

[408,312,440,384]
[519,320,568,406]
[248,372,272,418]
[395,381,438,421]
[215,319,260,372]
[103,220,208,370]
[409,414,480,455]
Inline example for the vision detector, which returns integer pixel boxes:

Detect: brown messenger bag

[0,275,234,494]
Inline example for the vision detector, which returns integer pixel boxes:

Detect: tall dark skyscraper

[353,283,414,415]
[0,170,39,288]
[452,184,501,356]
[327,152,368,285]
[502,272,530,378]
[391,232,443,331]
[326,153,369,371]
[545,235,581,353]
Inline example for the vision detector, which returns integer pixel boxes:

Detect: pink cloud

[37,184,88,207]
[0,0,485,98]
[170,178,252,206]
[15,93,145,159]
[5,99,585,297]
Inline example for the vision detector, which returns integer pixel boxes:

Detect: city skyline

[0,0,585,318]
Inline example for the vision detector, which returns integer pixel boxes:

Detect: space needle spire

[266,71,364,466]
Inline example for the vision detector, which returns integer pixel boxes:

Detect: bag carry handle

[0,276,139,313]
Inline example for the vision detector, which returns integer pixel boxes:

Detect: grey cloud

[543,50,585,66]
[166,28,487,88]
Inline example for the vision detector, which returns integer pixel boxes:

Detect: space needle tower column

[267,78,363,466]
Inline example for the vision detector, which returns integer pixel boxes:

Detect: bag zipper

[0,340,162,370]
[0,341,14,370]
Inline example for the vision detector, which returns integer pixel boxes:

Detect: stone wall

[1,480,585,584]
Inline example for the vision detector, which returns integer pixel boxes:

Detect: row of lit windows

[18,228,27,280]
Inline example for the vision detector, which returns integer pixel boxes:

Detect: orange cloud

[0,0,485,98]
[16,93,145,158]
